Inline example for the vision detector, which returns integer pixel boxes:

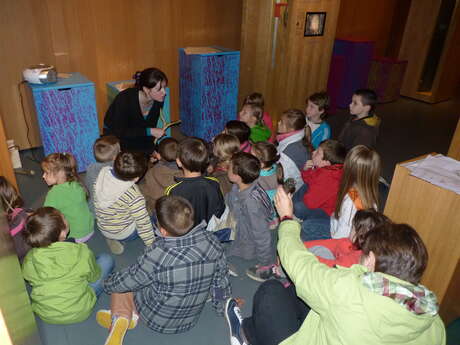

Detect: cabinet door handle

[58,88,71,91]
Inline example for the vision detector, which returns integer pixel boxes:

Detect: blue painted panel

[31,81,99,172]
[179,48,239,141]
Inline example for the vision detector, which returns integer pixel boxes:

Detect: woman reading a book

[103,67,168,154]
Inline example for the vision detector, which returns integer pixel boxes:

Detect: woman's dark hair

[351,209,390,250]
[225,120,251,143]
[133,67,168,90]
[156,195,194,237]
[114,151,147,181]
[361,222,428,285]
[231,152,261,184]
[24,207,66,248]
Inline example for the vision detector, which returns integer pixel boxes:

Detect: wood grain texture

[399,0,460,103]
[384,155,460,302]
[0,0,243,149]
[448,117,460,160]
[0,115,18,190]
[240,0,340,127]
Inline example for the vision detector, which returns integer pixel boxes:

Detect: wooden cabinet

[384,154,460,304]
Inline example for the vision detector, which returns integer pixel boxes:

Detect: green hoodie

[249,123,271,143]
[278,220,446,345]
[22,242,100,324]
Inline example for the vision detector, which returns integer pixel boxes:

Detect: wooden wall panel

[0,0,243,149]
[0,116,17,190]
[448,117,460,160]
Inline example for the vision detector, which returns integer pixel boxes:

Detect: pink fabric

[262,112,275,143]
[240,141,252,153]
[276,129,303,143]
[9,208,26,236]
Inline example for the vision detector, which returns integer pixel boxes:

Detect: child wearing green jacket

[225,187,445,345]
[22,207,114,324]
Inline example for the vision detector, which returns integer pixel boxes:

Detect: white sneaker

[106,238,124,255]
[224,298,247,345]
[228,263,239,277]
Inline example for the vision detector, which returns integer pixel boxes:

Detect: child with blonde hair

[277,109,309,191]
[0,176,30,260]
[305,92,331,148]
[42,153,94,242]
[239,103,271,143]
[86,135,121,214]
[210,133,240,195]
[243,92,274,142]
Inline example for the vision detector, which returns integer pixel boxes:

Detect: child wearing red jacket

[292,140,346,220]
[304,209,389,267]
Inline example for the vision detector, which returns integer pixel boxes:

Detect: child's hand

[274,186,293,219]
[304,160,314,170]
[235,298,245,307]
[150,151,161,163]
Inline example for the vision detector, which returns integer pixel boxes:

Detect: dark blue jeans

[243,280,310,345]
[293,184,331,241]
[89,253,115,297]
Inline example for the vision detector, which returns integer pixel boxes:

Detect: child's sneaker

[104,316,129,345]
[96,310,138,329]
[106,239,124,255]
[228,263,239,277]
[224,298,247,345]
[246,265,274,282]
[272,264,292,288]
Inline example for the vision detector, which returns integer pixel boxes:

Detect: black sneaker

[246,265,274,282]
[224,298,247,345]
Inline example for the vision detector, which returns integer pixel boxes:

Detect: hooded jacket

[278,220,445,345]
[22,242,100,324]
[94,166,154,245]
[338,114,381,151]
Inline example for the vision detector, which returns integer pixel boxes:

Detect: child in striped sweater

[94,151,155,254]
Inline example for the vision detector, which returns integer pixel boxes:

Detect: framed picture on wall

[304,12,326,37]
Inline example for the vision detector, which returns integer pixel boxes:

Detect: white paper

[401,154,460,194]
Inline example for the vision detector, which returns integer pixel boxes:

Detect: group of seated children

[2,86,445,344]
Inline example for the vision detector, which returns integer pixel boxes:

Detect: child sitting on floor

[292,140,346,225]
[224,120,252,153]
[209,133,240,195]
[277,109,310,191]
[94,151,154,254]
[305,209,389,267]
[239,103,271,143]
[42,152,94,242]
[251,141,281,203]
[85,135,121,214]
[97,195,231,344]
[165,137,226,228]
[243,92,274,142]
[0,176,30,260]
[139,137,183,214]
[305,92,331,149]
[226,152,275,281]
[338,88,381,151]
[22,207,113,324]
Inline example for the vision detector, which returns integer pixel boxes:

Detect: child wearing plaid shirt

[97,195,231,344]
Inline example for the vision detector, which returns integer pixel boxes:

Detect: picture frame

[304,12,326,37]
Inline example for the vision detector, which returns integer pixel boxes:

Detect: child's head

[350,209,390,250]
[251,141,279,169]
[350,89,377,117]
[23,207,68,247]
[41,153,79,186]
[361,222,428,285]
[306,92,329,122]
[93,136,120,163]
[224,120,251,144]
[0,176,23,214]
[155,195,194,237]
[114,151,147,181]
[213,134,240,166]
[228,152,261,185]
[157,137,179,162]
[177,137,209,173]
[243,92,264,107]
[239,104,263,127]
[278,109,306,134]
[335,145,381,217]
[312,140,346,167]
